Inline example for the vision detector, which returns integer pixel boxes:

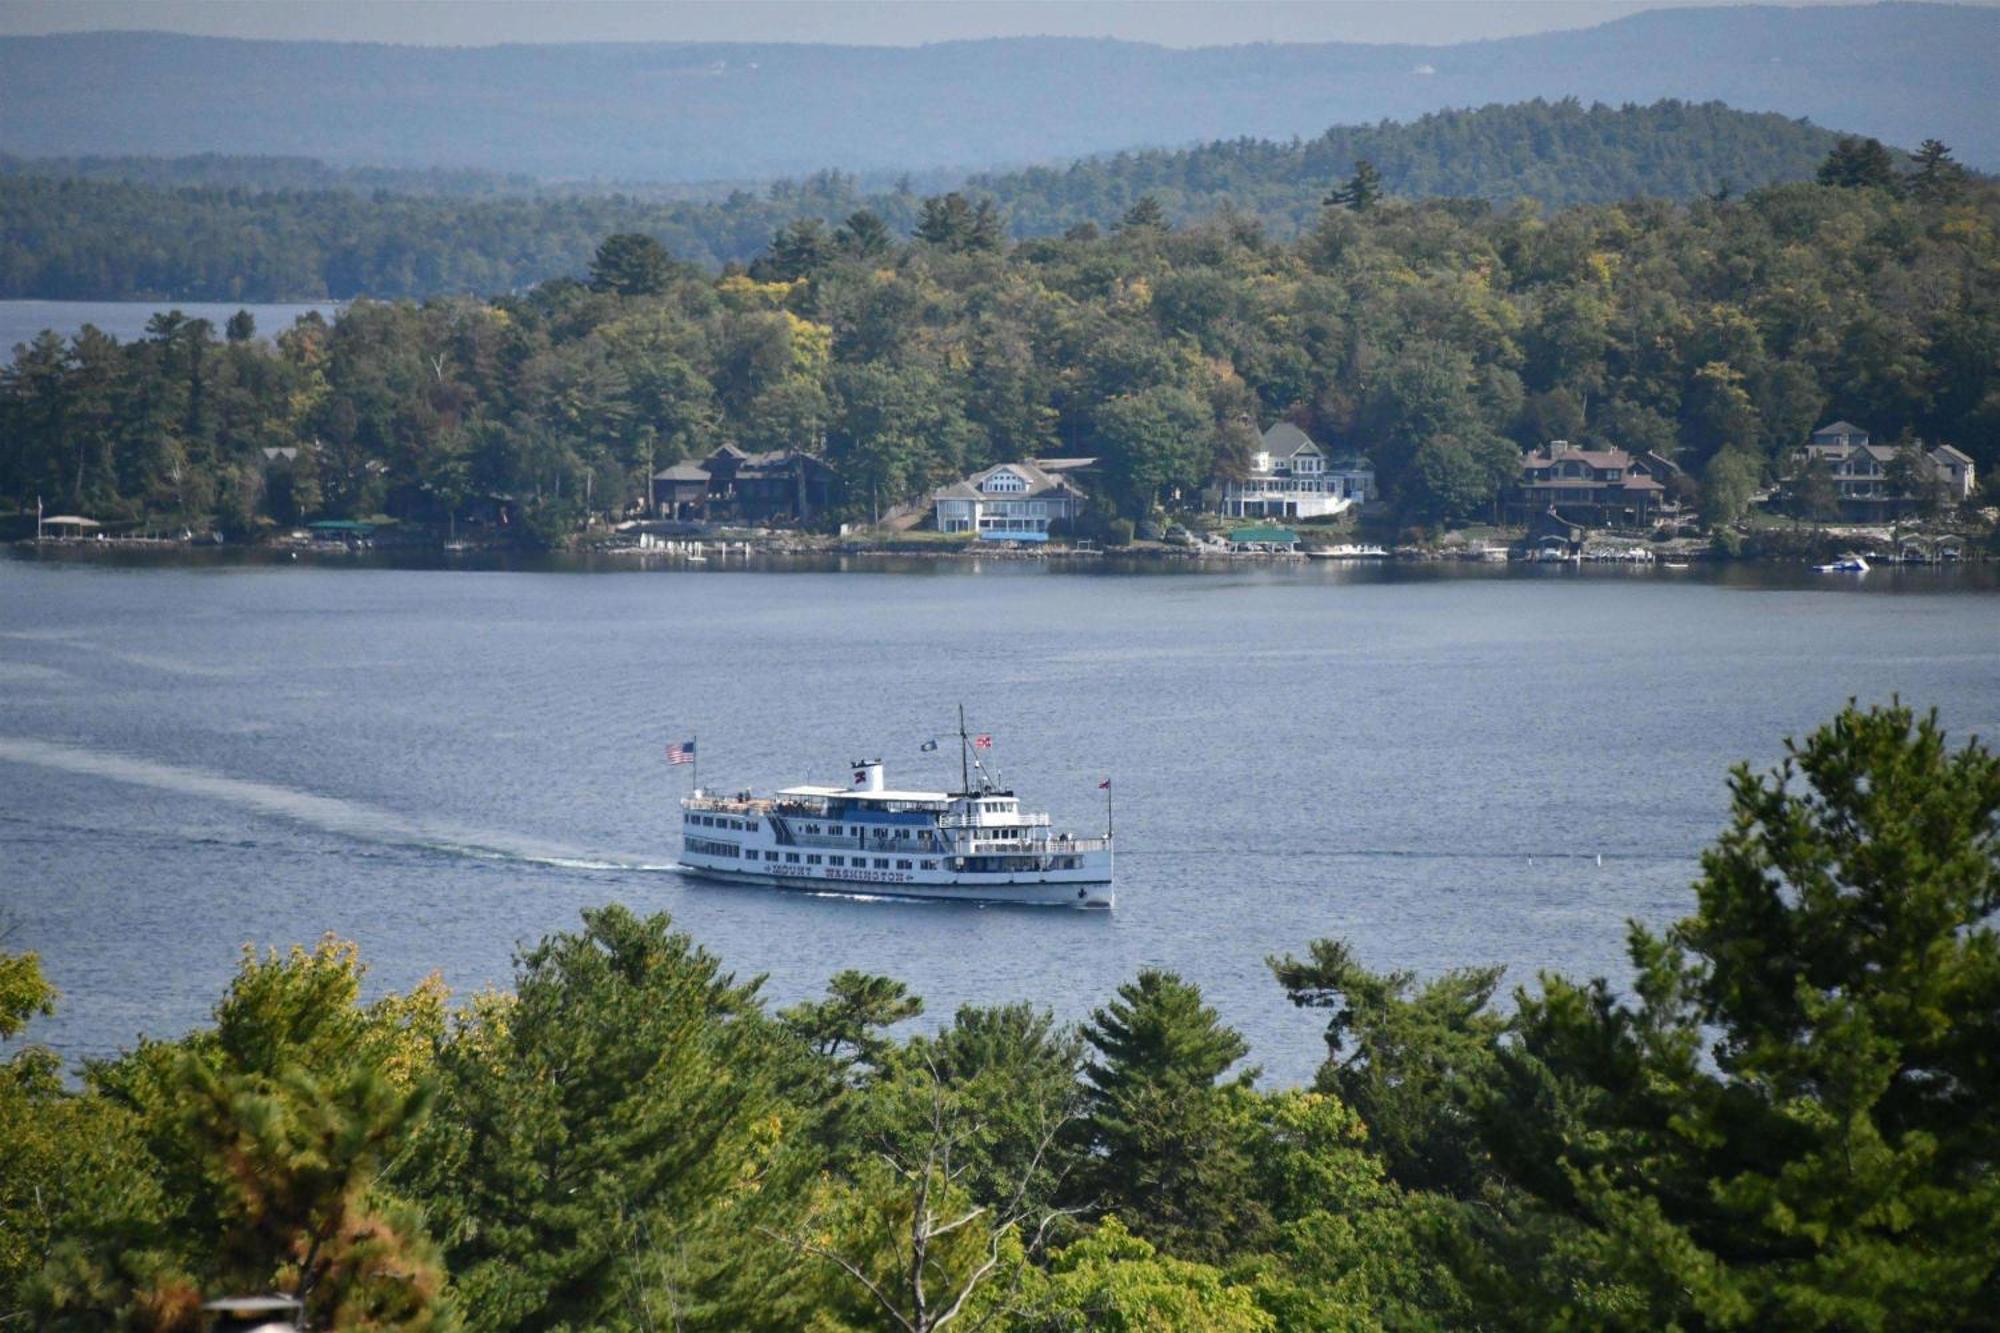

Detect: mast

[958,704,970,795]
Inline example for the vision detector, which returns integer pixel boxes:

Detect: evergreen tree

[1120,194,1169,231]
[1490,702,2000,1327]
[1080,971,1263,1260]
[1816,135,1902,193]
[1326,159,1384,212]
[834,208,894,260]
[587,231,676,295]
[1908,138,1968,204]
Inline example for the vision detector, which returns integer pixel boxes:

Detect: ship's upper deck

[779,785,955,804]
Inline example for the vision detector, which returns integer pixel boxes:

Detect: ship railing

[936,812,1051,829]
[963,835,1112,854]
[685,795,775,814]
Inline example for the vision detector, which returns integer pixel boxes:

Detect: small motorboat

[1813,554,1870,573]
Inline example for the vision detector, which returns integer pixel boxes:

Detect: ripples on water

[2,553,1995,1086]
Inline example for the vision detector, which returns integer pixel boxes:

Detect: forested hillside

[2,5,1995,177]
[6,701,1999,1330]
[4,152,1992,542]
[0,102,1854,300]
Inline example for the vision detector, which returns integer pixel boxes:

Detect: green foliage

[1326,159,1384,213]
[1489,702,2000,1327]
[1270,941,1506,1197]
[588,232,680,296]
[1081,971,1265,1261]
[1817,136,1903,193]
[0,946,56,1040]
[1015,1217,1274,1332]
[0,101,1861,300]
[9,701,2000,1329]
[7,935,454,1330]
[7,152,2000,536]
[782,969,925,1080]
[404,905,797,1331]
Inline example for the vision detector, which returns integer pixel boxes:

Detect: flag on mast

[973,734,993,749]
[665,740,696,765]
[1099,779,1111,789]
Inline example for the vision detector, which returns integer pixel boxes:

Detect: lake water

[2,553,1996,1086]
[0,299,344,351]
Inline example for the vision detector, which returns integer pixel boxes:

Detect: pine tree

[1325,159,1384,212]
[1492,702,2000,1327]
[587,232,676,296]
[1816,136,1901,193]
[1081,971,1263,1260]
[1120,194,1168,231]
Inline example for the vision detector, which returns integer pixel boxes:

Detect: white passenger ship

[676,722,1113,908]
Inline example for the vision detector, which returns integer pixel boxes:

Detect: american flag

[973,734,993,749]
[665,740,696,765]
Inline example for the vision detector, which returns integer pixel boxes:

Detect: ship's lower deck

[676,858,1114,908]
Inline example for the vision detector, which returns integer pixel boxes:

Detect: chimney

[850,760,885,793]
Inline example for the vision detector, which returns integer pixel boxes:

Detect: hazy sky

[0,0,1929,48]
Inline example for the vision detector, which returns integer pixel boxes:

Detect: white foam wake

[0,736,672,873]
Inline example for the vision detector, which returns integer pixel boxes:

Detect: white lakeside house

[1216,422,1375,520]
[933,461,1089,542]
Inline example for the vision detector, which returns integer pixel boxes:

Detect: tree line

[3,700,1997,1329]
[2,139,1993,539]
[0,101,1854,302]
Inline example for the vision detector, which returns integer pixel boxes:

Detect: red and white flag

[973,734,993,749]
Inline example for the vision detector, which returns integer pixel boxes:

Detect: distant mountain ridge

[0,100,1858,301]
[0,4,1994,178]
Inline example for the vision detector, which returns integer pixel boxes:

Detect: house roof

[934,461,1086,503]
[652,463,711,482]
[1525,446,1633,471]
[1932,444,1975,465]
[1259,422,1320,460]
[1813,420,1869,438]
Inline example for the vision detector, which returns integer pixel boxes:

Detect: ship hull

[675,859,1113,909]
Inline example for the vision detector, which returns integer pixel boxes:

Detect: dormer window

[982,471,1027,494]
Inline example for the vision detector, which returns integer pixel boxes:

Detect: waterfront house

[1215,423,1374,519]
[650,462,712,519]
[1931,444,1977,502]
[1785,420,1976,518]
[1507,442,1672,528]
[698,446,842,524]
[933,461,1089,541]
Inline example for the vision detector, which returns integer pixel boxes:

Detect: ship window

[897,860,912,869]
[922,860,936,869]
[807,855,822,865]
[746,821,758,832]
[766,851,780,861]
[873,858,889,868]
[786,853,800,863]
[829,856,845,866]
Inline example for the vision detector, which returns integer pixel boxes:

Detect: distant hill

[0,100,1858,301]
[0,4,1995,179]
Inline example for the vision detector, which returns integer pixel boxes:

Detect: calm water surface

[2,555,1995,1086]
